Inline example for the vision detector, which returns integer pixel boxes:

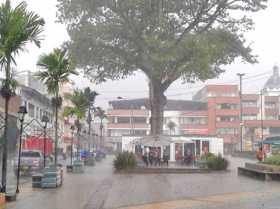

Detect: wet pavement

[7,156,280,209]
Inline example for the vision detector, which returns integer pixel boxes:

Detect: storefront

[122,135,224,162]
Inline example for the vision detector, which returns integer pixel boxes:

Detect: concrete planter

[72,160,84,173]
[41,167,63,188]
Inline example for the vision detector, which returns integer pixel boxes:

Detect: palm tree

[94,107,107,148]
[36,48,77,166]
[63,89,88,159]
[0,0,44,192]
[167,121,176,135]
[84,87,98,150]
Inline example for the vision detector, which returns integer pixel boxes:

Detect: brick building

[107,67,280,153]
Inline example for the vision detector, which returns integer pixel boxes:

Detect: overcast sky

[5,0,280,107]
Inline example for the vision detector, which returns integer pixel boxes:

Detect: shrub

[113,152,136,171]
[206,154,229,170]
[264,155,280,166]
[200,152,216,161]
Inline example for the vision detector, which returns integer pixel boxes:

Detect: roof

[109,98,207,111]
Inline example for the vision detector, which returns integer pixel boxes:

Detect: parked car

[96,150,106,159]
[13,150,44,175]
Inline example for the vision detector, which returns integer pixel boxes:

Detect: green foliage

[57,0,266,84]
[200,152,216,161]
[0,0,44,67]
[63,89,88,120]
[0,0,44,96]
[264,155,280,166]
[36,48,78,95]
[203,153,228,170]
[113,152,136,171]
[57,0,267,135]
[94,107,106,120]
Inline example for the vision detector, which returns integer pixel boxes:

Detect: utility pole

[260,89,264,142]
[237,73,245,151]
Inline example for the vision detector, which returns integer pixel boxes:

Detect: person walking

[143,149,149,167]
[149,148,154,166]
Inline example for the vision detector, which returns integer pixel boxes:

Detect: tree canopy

[57,0,266,85]
[57,0,267,135]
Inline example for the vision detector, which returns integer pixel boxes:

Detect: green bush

[206,154,229,170]
[113,152,136,171]
[200,152,216,161]
[264,155,280,166]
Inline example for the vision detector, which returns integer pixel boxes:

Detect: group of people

[142,147,169,167]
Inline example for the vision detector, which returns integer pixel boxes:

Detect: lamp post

[87,110,92,152]
[16,105,27,194]
[41,115,49,168]
[70,125,75,166]
[237,73,245,151]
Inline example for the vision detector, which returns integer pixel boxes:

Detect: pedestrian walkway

[7,156,114,209]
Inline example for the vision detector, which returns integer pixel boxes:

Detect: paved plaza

[7,156,280,209]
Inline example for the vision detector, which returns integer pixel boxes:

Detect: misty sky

[5,0,280,107]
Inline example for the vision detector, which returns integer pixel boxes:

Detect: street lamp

[16,105,27,194]
[70,125,75,166]
[41,115,49,168]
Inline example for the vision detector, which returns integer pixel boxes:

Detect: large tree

[0,0,44,192]
[57,0,267,135]
[36,48,78,166]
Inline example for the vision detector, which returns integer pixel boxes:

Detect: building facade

[107,67,280,153]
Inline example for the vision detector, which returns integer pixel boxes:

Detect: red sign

[23,136,53,156]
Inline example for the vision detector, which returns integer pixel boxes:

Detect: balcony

[244,120,280,128]
[243,107,259,115]
[215,109,239,116]
[107,123,149,129]
[180,124,208,130]
[107,109,149,117]
[215,121,240,128]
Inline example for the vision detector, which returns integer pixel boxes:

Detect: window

[117,117,130,123]
[216,116,238,122]
[107,117,114,123]
[269,127,280,135]
[28,103,35,118]
[216,128,238,134]
[132,130,147,136]
[133,117,147,124]
[266,115,277,120]
[243,114,257,120]
[208,92,237,97]
[265,102,276,109]
[242,101,257,107]
[217,103,239,110]
[180,117,207,125]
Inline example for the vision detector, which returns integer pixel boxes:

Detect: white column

[170,143,175,162]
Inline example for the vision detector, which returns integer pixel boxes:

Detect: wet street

[7,156,280,209]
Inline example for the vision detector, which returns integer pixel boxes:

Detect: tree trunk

[54,93,59,166]
[77,129,80,160]
[149,81,167,136]
[1,96,10,192]
[1,56,11,192]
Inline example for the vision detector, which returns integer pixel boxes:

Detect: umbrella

[137,135,172,147]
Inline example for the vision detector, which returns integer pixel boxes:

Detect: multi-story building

[107,99,208,152]
[106,66,280,153]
